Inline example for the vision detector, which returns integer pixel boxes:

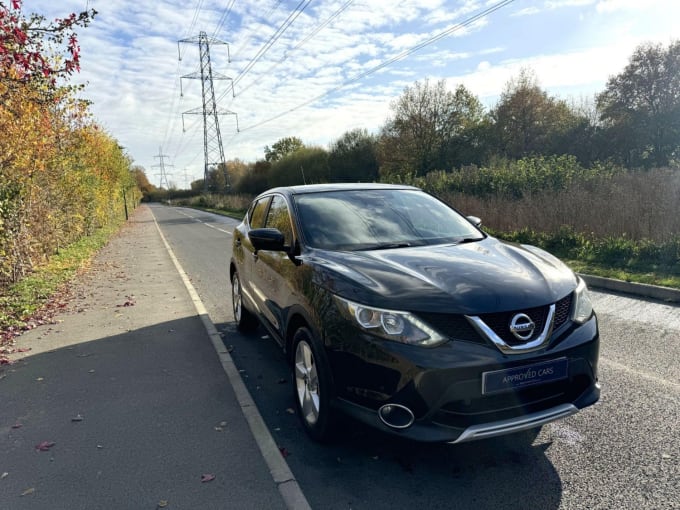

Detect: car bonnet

[302,237,578,314]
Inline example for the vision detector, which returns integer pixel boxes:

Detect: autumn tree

[491,69,580,159]
[233,159,270,195]
[268,147,329,187]
[264,136,305,162]
[378,80,486,177]
[0,1,138,288]
[223,158,249,188]
[328,129,379,182]
[597,40,680,167]
[131,165,156,196]
[443,85,488,167]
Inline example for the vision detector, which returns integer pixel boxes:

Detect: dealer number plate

[482,358,569,395]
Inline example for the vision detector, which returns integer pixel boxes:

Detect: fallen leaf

[201,474,215,483]
[279,447,290,458]
[21,487,35,496]
[17,347,31,353]
[157,500,169,508]
[12,423,22,429]
[71,414,83,422]
[35,441,55,452]
[1,472,8,479]
[286,408,295,415]
[36,377,44,381]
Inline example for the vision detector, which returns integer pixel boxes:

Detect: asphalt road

[150,203,680,510]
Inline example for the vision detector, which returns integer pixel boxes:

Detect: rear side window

[249,197,270,228]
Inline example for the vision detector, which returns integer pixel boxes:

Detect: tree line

[167,39,678,197]
[1,1,139,288]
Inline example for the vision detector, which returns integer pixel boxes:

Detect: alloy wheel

[294,340,320,426]
[232,273,242,321]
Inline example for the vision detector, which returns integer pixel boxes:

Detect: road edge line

[151,211,312,510]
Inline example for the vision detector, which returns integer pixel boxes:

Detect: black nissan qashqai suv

[230,183,600,443]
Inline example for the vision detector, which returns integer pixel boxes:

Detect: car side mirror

[466,215,482,228]
[248,228,286,252]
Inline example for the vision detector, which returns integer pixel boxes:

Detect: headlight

[333,295,447,347]
[572,277,594,324]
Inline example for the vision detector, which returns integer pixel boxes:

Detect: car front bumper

[327,314,600,443]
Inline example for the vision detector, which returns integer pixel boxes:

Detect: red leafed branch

[0,0,96,88]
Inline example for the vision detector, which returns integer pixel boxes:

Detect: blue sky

[24,0,680,188]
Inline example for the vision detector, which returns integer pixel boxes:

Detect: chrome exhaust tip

[378,403,415,429]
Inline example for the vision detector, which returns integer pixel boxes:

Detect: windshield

[294,189,484,251]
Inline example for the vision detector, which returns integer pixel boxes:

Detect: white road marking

[175,208,233,235]
[599,357,680,392]
[151,208,310,510]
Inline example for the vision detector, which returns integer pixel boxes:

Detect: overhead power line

[211,0,237,38]
[231,0,312,89]
[234,0,355,98]
[239,0,515,133]
[231,0,285,62]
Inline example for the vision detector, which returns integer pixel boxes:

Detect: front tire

[231,271,258,332]
[292,327,337,442]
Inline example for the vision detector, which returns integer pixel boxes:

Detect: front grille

[414,313,484,344]
[554,293,573,329]
[416,292,574,347]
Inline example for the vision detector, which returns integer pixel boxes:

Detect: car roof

[259,183,421,198]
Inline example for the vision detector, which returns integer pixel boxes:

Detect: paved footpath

[0,205,306,509]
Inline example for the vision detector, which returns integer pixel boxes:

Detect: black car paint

[230,184,600,442]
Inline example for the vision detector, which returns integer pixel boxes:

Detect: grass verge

[0,224,119,334]
[563,260,680,289]
[491,228,680,290]
[190,206,245,221]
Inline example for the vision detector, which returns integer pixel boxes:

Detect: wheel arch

[285,311,311,364]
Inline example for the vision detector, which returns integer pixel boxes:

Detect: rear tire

[292,326,337,442]
[231,271,258,332]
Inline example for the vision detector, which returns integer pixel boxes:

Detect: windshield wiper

[356,242,413,251]
[454,236,484,244]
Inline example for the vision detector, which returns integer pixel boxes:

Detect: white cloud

[448,42,637,106]
[14,0,679,185]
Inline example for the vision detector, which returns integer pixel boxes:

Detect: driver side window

[265,195,293,247]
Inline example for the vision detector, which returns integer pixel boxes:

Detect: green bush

[393,155,625,200]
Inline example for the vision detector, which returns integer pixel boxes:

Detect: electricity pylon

[178,31,238,192]
[152,146,173,189]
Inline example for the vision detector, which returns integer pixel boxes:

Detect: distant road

[151,203,680,510]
